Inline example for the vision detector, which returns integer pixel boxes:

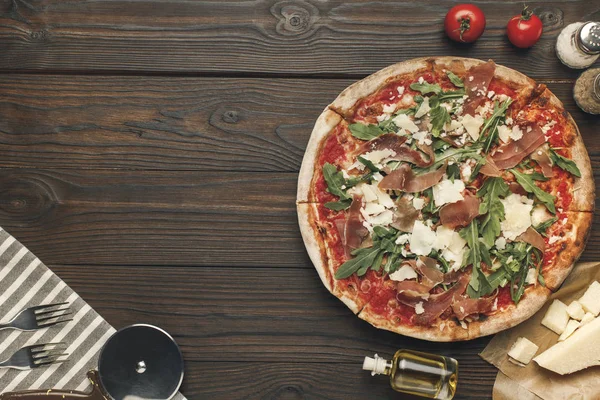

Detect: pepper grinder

[556,21,600,69]
[574,68,600,114]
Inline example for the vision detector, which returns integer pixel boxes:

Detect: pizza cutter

[0,324,184,400]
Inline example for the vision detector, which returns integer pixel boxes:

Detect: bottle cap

[363,353,390,376]
[576,22,600,55]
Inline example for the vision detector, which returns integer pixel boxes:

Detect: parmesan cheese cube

[558,319,581,342]
[389,265,418,282]
[566,301,585,321]
[580,312,595,326]
[578,281,600,316]
[541,300,570,335]
[534,315,600,375]
[507,337,539,365]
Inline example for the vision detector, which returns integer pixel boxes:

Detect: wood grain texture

[0,0,597,77]
[0,76,598,172]
[51,264,496,399]
[0,169,598,267]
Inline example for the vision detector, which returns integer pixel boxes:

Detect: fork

[0,343,68,370]
[0,302,73,331]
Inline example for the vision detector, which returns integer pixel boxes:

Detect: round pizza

[296,57,594,341]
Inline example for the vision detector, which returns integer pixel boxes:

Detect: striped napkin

[0,228,185,399]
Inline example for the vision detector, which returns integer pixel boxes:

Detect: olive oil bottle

[363,350,458,399]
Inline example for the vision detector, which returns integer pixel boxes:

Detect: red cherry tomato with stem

[506,5,543,48]
[444,4,486,43]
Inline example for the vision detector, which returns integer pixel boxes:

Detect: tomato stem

[520,4,533,21]
[456,16,471,42]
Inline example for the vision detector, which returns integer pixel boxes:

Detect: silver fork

[0,302,72,331]
[0,343,68,370]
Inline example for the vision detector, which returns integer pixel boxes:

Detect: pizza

[296,57,594,341]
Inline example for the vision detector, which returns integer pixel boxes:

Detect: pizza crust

[468,284,551,339]
[297,109,342,203]
[566,115,595,212]
[543,211,593,291]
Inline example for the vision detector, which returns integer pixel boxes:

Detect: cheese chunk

[580,312,595,326]
[500,194,533,240]
[392,113,419,133]
[578,281,600,316]
[432,178,465,207]
[460,114,484,140]
[415,302,425,314]
[414,97,430,118]
[389,265,418,282]
[541,300,570,335]
[507,337,539,365]
[566,301,585,321]
[409,220,437,256]
[534,315,600,375]
[531,205,552,227]
[558,319,581,342]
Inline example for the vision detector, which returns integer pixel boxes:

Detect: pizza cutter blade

[0,324,184,400]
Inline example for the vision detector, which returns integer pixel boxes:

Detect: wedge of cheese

[541,300,569,335]
[578,281,600,316]
[566,300,585,321]
[534,314,600,374]
[558,319,580,342]
[507,337,539,365]
[581,312,595,326]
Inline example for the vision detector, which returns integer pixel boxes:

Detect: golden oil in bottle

[363,350,458,399]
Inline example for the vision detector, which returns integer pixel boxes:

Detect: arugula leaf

[479,99,513,153]
[438,89,466,102]
[335,247,382,279]
[549,148,581,177]
[357,156,381,172]
[460,221,493,298]
[534,216,558,235]
[510,169,556,214]
[345,172,373,187]
[417,145,482,173]
[349,123,384,140]
[446,71,464,88]
[469,157,487,182]
[421,188,436,214]
[429,105,451,137]
[323,163,349,200]
[447,163,460,182]
[324,199,352,211]
[477,177,510,248]
[530,171,549,182]
[410,82,442,95]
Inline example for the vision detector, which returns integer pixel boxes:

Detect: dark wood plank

[0,0,596,78]
[0,169,302,266]
[51,264,496,399]
[1,168,599,267]
[0,76,598,172]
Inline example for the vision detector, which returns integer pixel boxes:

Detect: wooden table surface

[0,1,598,399]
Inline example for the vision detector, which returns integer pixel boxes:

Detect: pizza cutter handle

[0,371,107,400]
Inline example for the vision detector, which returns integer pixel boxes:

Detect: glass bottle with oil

[363,350,458,399]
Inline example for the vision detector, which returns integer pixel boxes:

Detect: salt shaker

[556,21,600,69]
[574,68,600,114]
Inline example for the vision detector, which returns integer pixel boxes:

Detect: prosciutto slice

[463,61,496,116]
[479,155,501,177]
[531,144,554,178]
[344,196,368,251]
[439,191,481,229]
[359,134,434,168]
[379,162,447,192]
[516,226,546,251]
[414,272,471,325]
[390,197,419,232]
[415,256,444,287]
[451,295,496,320]
[492,123,546,170]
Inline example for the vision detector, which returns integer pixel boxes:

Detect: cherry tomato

[507,5,543,48]
[444,4,486,43]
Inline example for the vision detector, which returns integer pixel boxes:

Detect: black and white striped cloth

[0,228,185,399]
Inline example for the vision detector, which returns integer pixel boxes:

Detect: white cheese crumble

[525,268,538,285]
[415,302,425,314]
[382,103,396,114]
[432,178,465,207]
[397,86,405,95]
[395,234,411,245]
[435,226,468,270]
[531,205,552,227]
[495,236,507,250]
[548,236,561,245]
[389,265,418,281]
[541,120,557,134]
[414,97,431,119]
[500,194,533,240]
[412,131,432,146]
[409,220,437,256]
[360,149,396,166]
[460,114,484,140]
[392,113,419,133]
[412,197,425,210]
[418,76,424,84]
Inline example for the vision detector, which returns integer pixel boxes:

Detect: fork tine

[33,355,68,367]
[36,309,73,323]
[30,342,67,352]
[35,306,70,318]
[29,302,69,313]
[31,349,69,359]
[36,317,73,328]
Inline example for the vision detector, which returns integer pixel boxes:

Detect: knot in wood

[272,385,303,400]
[272,0,319,37]
[29,30,50,42]
[535,7,563,31]
[222,110,240,124]
[0,175,57,221]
